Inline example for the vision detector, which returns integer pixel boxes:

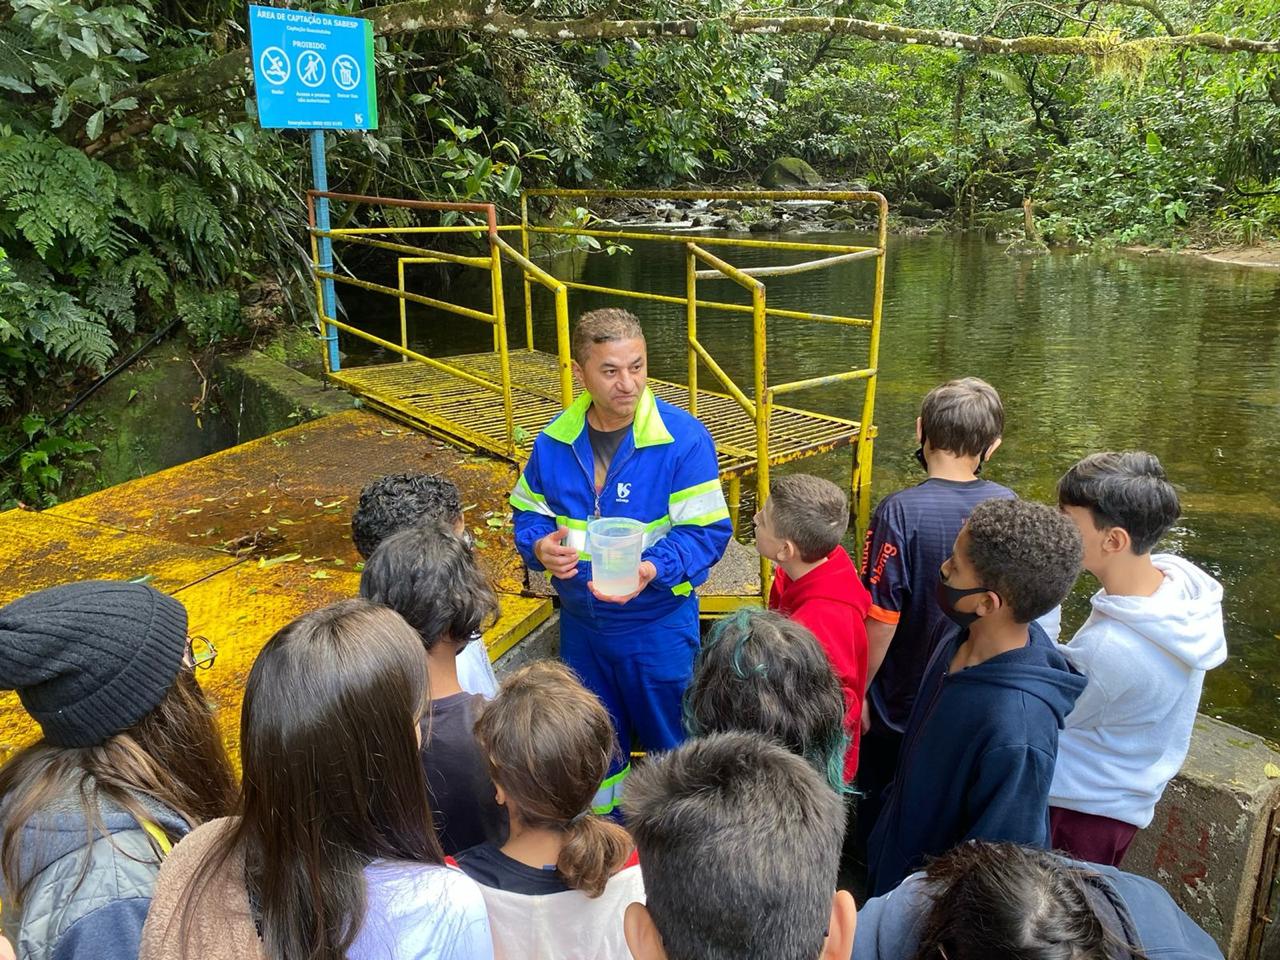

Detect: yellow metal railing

[306,188,888,605]
[306,194,576,459]
[519,188,889,550]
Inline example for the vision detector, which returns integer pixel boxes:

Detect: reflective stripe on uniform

[591,763,632,815]
[669,478,730,527]
[556,516,590,559]
[643,514,672,548]
[509,473,556,517]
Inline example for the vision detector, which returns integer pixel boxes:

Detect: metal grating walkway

[329,349,871,478]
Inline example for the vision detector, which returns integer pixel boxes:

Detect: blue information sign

[249,5,377,130]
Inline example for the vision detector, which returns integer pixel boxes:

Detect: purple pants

[1050,806,1139,867]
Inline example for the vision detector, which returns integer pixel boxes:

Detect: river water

[339,231,1280,740]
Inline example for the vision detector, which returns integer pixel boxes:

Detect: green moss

[760,157,821,188]
[260,324,327,379]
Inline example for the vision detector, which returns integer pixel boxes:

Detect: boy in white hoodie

[1049,451,1227,866]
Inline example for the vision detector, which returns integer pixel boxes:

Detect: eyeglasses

[186,635,218,671]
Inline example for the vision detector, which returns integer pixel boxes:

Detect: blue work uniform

[510,387,732,813]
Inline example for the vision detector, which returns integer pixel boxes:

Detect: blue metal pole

[310,130,341,373]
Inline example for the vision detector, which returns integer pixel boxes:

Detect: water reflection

[340,233,1280,738]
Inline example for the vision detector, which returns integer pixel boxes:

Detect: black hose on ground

[0,317,184,472]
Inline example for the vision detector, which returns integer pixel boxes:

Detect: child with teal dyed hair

[683,608,850,792]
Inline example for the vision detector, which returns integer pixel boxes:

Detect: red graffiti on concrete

[1152,804,1210,889]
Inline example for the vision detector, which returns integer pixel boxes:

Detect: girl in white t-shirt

[456,662,644,960]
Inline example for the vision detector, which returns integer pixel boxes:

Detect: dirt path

[1124,242,1280,270]
[1196,244,1280,268]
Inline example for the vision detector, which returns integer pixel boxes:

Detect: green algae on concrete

[213,349,354,444]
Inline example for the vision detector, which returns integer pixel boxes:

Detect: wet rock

[760,157,821,189]
[1004,238,1050,256]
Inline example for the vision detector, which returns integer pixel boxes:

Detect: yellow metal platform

[0,410,554,764]
[330,349,870,477]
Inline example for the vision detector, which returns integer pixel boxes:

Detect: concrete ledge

[1127,716,1280,960]
[214,350,354,444]
[494,612,560,675]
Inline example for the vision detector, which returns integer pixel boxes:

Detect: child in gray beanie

[0,580,237,960]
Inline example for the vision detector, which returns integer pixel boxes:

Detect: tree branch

[1094,0,1179,36]
[81,0,1280,155]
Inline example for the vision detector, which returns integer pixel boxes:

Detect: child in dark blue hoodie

[867,498,1086,896]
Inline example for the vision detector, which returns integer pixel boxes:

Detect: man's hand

[861,697,872,735]
[535,526,580,580]
[589,560,657,604]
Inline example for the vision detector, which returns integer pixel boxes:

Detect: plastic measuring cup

[587,517,646,597]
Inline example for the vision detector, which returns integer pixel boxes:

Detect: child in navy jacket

[867,498,1085,896]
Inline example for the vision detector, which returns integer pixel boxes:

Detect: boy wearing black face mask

[865,498,1085,897]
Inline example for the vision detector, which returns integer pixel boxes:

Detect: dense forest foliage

[1,0,1278,503]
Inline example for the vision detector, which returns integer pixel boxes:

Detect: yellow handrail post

[397,258,409,362]
[853,196,889,540]
[753,283,771,599]
[490,235,516,458]
[521,193,535,352]
[685,246,698,417]
[492,234,574,409]
[555,286,573,408]
[727,476,742,536]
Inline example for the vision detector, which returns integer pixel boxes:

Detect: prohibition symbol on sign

[332,54,361,91]
[298,50,326,87]
[259,46,290,85]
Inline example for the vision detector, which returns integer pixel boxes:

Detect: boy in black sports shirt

[856,378,1014,842]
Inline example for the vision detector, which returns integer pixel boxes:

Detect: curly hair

[1058,451,1180,555]
[964,498,1083,624]
[358,520,498,651]
[683,609,849,792]
[350,473,463,560]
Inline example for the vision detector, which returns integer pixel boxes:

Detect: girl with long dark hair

[0,581,238,960]
[139,598,494,960]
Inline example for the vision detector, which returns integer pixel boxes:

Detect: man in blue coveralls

[510,308,733,814]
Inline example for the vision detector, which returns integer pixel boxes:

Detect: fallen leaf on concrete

[258,553,301,569]
[1265,763,1280,779]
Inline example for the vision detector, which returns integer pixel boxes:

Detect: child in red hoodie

[754,474,872,781]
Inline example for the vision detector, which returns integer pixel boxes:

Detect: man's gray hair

[571,308,645,364]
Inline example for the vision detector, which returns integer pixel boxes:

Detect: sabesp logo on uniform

[616,482,632,502]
